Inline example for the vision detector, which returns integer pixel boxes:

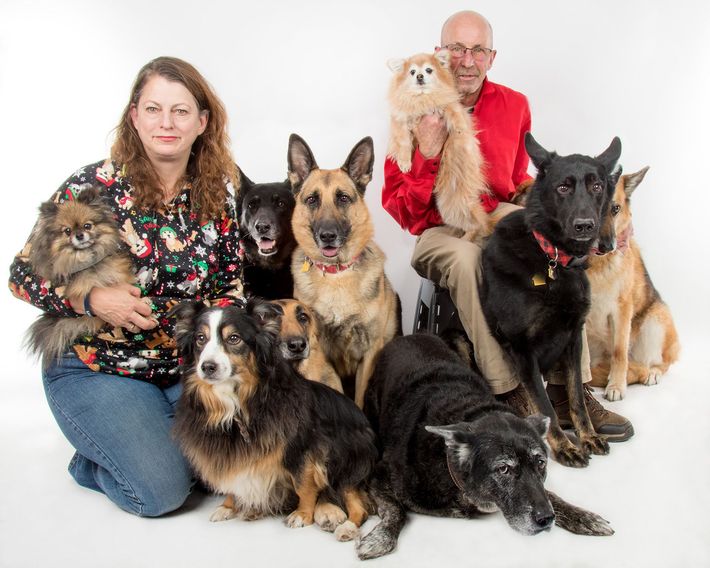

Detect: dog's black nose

[255,221,271,235]
[573,218,595,235]
[416,73,424,83]
[287,337,307,354]
[201,361,217,376]
[533,509,555,530]
[318,230,337,245]
[75,232,85,241]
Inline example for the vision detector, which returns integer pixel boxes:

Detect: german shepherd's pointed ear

[622,165,649,198]
[524,132,556,174]
[288,134,318,194]
[342,136,374,194]
[595,137,622,174]
[425,423,474,466]
[526,414,551,439]
[247,298,283,334]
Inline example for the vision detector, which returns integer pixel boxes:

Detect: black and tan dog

[237,176,296,299]
[249,298,343,393]
[481,133,621,467]
[357,333,613,560]
[171,302,376,541]
[287,134,401,407]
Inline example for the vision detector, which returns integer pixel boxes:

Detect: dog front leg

[354,346,381,409]
[565,331,610,456]
[209,493,240,522]
[605,301,634,401]
[285,461,325,528]
[356,469,407,560]
[519,353,590,468]
[546,491,613,536]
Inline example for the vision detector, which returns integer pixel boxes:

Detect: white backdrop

[1,1,709,567]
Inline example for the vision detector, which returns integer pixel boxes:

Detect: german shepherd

[287,134,401,407]
[171,303,376,541]
[249,298,344,393]
[481,133,621,467]
[358,334,613,560]
[586,167,680,401]
[237,177,296,299]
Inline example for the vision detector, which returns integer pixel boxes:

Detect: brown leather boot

[546,383,634,442]
[496,385,534,418]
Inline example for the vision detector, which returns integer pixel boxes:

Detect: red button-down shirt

[382,78,532,235]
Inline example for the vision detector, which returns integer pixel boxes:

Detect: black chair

[412,278,465,335]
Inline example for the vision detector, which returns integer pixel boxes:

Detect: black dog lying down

[358,334,612,560]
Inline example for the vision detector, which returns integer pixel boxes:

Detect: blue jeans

[42,354,194,517]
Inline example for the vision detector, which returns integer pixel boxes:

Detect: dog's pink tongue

[321,247,339,258]
[259,239,275,251]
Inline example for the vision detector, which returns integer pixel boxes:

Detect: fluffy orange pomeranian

[25,185,135,366]
[387,50,490,240]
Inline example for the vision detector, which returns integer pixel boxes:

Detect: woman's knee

[130,467,194,517]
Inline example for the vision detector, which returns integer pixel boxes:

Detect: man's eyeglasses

[444,44,495,61]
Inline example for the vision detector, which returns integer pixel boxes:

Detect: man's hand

[415,112,449,158]
[71,284,157,332]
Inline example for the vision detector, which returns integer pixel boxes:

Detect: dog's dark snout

[533,509,555,530]
[318,230,337,245]
[416,73,424,84]
[255,221,271,235]
[287,337,307,354]
[573,218,595,235]
[201,361,217,376]
[75,232,85,241]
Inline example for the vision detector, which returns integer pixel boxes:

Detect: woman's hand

[71,284,157,333]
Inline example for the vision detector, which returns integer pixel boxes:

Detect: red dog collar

[532,230,576,267]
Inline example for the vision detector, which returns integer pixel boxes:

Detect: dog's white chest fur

[215,469,289,512]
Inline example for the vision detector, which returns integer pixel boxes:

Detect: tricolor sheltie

[171,302,376,541]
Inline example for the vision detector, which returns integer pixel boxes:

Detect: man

[382,10,633,441]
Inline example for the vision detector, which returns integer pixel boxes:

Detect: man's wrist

[83,289,95,317]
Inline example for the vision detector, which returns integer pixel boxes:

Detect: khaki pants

[411,204,590,395]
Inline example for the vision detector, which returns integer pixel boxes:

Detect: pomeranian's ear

[387,58,405,73]
[76,184,101,205]
[38,199,59,218]
[435,49,451,68]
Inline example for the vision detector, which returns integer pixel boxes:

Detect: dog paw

[356,523,397,559]
[642,372,659,386]
[581,434,610,456]
[209,505,238,522]
[553,443,590,468]
[604,383,626,401]
[397,159,412,173]
[334,520,359,542]
[314,502,347,532]
[555,505,614,536]
[285,510,313,528]
[240,508,264,522]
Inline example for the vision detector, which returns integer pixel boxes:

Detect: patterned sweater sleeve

[8,170,89,317]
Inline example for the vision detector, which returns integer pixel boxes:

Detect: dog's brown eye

[63,227,72,236]
[556,184,570,195]
[409,69,416,76]
[338,194,352,204]
[276,200,285,208]
[537,458,546,470]
[498,465,510,475]
[305,195,318,207]
[425,67,433,74]
[83,223,93,231]
[227,334,241,345]
[591,182,603,193]
[611,204,621,216]
[297,313,309,324]
[195,333,206,344]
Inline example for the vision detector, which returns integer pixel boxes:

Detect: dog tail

[25,314,103,368]
[356,467,407,560]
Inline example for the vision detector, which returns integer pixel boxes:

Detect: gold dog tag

[532,273,546,287]
[300,260,311,273]
[547,260,557,280]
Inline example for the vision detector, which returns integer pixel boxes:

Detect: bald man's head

[441,11,493,48]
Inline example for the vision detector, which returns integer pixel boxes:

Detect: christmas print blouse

[9,159,245,386]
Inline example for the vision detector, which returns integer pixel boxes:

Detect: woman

[9,57,244,516]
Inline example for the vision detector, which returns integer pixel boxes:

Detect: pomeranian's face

[388,51,456,95]
[47,201,115,255]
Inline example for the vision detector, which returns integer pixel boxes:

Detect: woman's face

[130,75,208,167]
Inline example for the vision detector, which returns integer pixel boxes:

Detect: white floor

[2,307,709,568]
